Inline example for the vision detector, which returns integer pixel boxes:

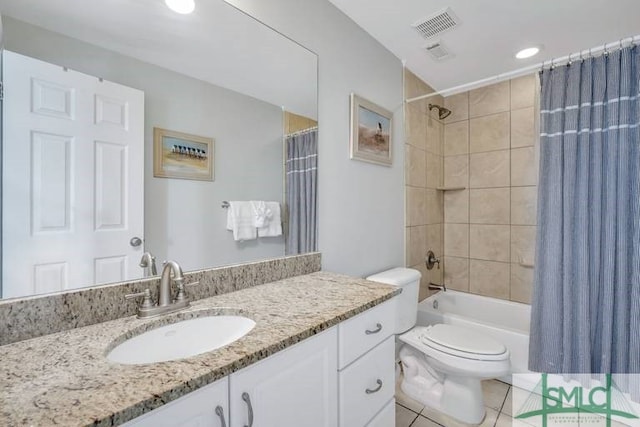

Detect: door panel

[2,50,144,298]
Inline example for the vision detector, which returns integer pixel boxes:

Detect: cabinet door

[229,327,337,427]
[122,377,228,427]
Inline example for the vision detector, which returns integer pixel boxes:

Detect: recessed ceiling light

[515,47,540,59]
[165,0,195,14]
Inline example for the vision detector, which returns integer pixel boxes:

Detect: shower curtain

[529,46,640,385]
[285,128,318,255]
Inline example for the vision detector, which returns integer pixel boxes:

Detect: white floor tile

[421,406,499,427]
[396,404,419,427]
[482,380,510,411]
[502,387,513,416]
[411,414,442,426]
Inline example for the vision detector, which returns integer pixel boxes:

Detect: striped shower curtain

[529,46,640,386]
[285,129,318,255]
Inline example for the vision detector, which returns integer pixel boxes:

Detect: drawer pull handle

[365,323,382,335]
[242,392,254,427]
[215,405,227,427]
[366,379,383,394]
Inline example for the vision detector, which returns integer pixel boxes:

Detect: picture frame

[349,93,393,166]
[153,127,214,181]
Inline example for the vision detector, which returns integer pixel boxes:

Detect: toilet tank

[366,267,421,334]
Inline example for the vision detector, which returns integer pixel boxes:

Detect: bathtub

[416,290,531,382]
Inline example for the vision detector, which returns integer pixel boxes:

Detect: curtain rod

[406,34,640,104]
[285,126,318,137]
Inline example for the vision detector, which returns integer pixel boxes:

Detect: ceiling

[0,0,317,119]
[328,0,640,94]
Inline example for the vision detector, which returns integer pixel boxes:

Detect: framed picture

[350,93,393,166]
[153,127,214,181]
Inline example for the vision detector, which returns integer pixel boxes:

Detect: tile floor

[395,378,514,427]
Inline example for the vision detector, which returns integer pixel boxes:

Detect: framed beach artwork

[349,93,393,166]
[153,127,214,181]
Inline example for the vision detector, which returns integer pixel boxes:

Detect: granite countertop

[0,271,399,427]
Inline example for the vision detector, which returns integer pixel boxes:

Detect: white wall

[3,17,286,272]
[227,0,405,277]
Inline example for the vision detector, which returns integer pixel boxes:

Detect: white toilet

[366,267,510,424]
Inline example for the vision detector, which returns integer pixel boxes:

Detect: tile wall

[404,70,445,301]
[442,75,539,303]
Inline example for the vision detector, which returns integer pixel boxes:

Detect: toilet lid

[420,324,506,356]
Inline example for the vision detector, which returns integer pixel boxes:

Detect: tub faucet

[428,282,447,292]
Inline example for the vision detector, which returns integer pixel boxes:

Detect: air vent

[425,41,454,61]
[412,7,460,39]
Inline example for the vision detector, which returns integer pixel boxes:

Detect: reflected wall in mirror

[0,0,318,299]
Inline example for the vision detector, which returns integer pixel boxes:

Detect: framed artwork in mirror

[153,127,214,181]
[349,93,392,166]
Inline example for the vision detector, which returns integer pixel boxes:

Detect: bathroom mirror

[0,0,318,299]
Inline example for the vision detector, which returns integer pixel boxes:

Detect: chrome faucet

[139,252,157,277]
[125,260,198,319]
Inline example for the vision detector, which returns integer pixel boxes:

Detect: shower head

[428,103,452,120]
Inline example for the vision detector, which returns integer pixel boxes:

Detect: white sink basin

[107,315,256,365]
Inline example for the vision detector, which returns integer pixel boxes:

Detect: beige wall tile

[426,189,443,224]
[406,144,427,188]
[426,224,443,256]
[470,225,510,262]
[408,225,428,267]
[469,80,510,118]
[426,153,442,189]
[444,121,469,156]
[444,256,469,292]
[426,116,443,155]
[444,155,469,187]
[470,150,510,188]
[405,227,410,267]
[511,74,536,110]
[444,224,469,258]
[407,186,427,226]
[406,105,427,150]
[511,107,535,148]
[444,92,469,123]
[511,186,537,225]
[445,189,469,223]
[405,69,432,103]
[511,264,534,303]
[469,260,510,299]
[511,225,536,264]
[511,146,538,186]
[469,112,510,153]
[469,188,510,224]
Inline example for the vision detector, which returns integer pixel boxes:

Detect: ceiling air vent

[412,7,460,39]
[425,41,454,61]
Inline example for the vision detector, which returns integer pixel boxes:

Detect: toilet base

[401,373,486,424]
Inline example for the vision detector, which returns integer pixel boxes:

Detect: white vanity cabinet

[337,299,396,426]
[122,377,229,427]
[229,327,338,427]
[120,299,397,427]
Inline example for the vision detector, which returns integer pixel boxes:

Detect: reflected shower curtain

[285,129,317,255]
[529,46,640,386]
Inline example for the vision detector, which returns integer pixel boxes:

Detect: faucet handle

[174,281,200,303]
[125,288,154,309]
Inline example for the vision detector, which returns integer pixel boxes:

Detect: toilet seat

[401,325,509,362]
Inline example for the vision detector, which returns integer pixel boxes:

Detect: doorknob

[129,237,143,247]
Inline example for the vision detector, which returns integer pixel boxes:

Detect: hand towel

[226,201,257,241]
[257,202,282,237]
[250,201,273,228]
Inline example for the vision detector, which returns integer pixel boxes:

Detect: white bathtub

[417,290,531,382]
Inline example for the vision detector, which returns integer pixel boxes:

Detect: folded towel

[250,201,273,228]
[226,201,257,241]
[257,202,282,237]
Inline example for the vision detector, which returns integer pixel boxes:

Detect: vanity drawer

[338,298,395,368]
[338,336,395,427]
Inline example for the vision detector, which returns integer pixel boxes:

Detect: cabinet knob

[215,405,226,427]
[242,392,254,427]
[365,379,383,394]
